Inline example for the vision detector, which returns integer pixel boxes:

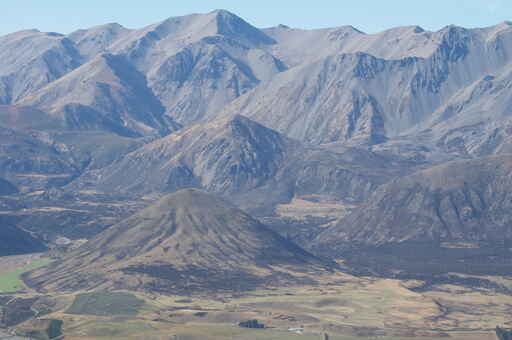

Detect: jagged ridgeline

[2,11,512,151]
[1,10,512,262]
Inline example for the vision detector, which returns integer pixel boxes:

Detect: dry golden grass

[276,198,355,220]
[8,259,509,340]
[14,173,70,178]
[422,286,512,330]
[226,279,441,331]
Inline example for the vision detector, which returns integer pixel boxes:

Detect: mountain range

[2,10,512,280]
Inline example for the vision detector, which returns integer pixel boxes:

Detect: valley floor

[0,254,508,340]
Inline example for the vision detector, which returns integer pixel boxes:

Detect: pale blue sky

[2,0,511,36]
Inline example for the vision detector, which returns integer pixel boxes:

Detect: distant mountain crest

[2,12,512,254]
[212,9,277,46]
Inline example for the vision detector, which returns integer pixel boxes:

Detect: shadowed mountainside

[316,154,512,249]
[0,178,19,195]
[0,218,47,256]
[68,114,408,215]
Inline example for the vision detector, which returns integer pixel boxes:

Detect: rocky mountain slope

[109,9,284,126]
[316,154,512,248]
[0,126,77,191]
[221,22,512,152]
[69,114,407,215]
[0,30,82,104]
[18,53,178,137]
[0,105,153,191]
[1,11,512,256]
[3,12,512,150]
[26,189,326,292]
[74,114,293,196]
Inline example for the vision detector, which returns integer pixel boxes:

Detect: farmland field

[0,255,52,293]
[66,291,146,316]
[0,256,504,340]
[37,278,500,340]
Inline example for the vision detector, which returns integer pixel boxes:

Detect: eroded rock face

[67,115,404,218]
[149,39,283,126]
[69,115,290,195]
[0,30,82,104]
[212,23,512,162]
[4,12,512,153]
[3,13,512,151]
[316,155,512,248]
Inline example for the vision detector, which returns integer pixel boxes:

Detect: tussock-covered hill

[27,189,327,293]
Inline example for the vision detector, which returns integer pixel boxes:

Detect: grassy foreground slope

[28,277,501,340]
